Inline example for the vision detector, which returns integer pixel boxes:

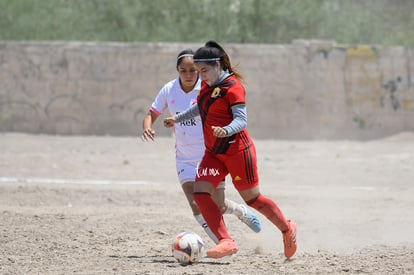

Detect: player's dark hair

[193,40,244,83]
[176,49,194,69]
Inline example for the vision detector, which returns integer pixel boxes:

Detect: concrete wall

[0,41,413,139]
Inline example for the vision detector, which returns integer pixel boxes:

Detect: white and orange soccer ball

[171,232,205,264]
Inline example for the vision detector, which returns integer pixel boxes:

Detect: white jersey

[151,77,204,163]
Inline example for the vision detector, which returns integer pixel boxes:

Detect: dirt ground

[0,132,413,274]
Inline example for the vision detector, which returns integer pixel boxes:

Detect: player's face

[195,62,220,87]
[177,57,198,91]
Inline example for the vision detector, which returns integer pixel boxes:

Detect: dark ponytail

[194,40,244,83]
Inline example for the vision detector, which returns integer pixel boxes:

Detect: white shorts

[176,160,225,188]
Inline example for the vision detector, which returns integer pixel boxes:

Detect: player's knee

[246,193,261,207]
[217,203,227,214]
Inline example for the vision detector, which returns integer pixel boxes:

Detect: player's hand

[141,128,155,141]
[164,117,176,128]
[212,126,227,138]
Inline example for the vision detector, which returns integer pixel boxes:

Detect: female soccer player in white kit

[141,49,261,243]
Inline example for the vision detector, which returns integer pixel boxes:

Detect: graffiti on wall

[315,44,413,129]
[0,45,158,135]
[382,76,402,111]
[1,42,413,137]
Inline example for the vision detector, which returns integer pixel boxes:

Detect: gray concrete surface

[0,41,413,139]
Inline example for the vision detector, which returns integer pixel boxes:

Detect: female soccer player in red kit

[164,41,297,259]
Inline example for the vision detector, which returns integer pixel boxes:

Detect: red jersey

[197,74,253,155]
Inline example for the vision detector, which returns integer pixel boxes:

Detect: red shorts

[195,145,259,191]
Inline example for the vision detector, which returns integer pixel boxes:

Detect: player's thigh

[195,151,228,189]
[225,147,259,191]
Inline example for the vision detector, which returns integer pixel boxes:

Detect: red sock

[193,192,231,241]
[247,194,289,232]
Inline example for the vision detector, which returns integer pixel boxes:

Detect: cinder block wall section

[0,41,413,139]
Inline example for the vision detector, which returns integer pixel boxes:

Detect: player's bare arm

[141,110,159,141]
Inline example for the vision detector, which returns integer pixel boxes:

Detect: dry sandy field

[0,133,413,274]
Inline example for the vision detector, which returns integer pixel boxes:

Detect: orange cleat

[206,239,238,259]
[283,220,297,259]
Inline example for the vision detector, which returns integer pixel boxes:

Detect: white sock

[194,214,218,244]
[223,199,244,218]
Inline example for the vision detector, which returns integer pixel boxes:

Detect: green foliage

[0,0,412,47]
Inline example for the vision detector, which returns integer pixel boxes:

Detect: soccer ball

[171,232,204,264]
